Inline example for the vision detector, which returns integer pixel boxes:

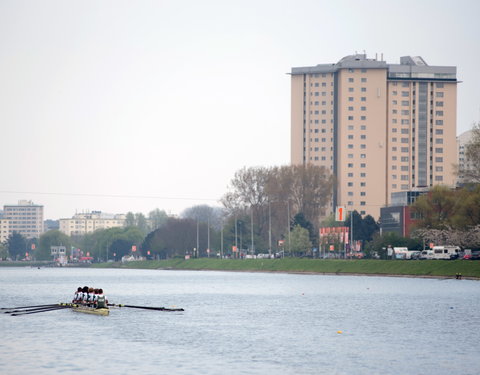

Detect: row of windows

[391,82,445,89]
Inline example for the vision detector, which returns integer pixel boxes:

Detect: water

[0,267,479,375]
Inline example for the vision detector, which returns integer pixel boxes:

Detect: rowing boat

[72,305,109,316]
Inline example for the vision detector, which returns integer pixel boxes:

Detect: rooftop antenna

[375,52,378,61]
[381,53,384,61]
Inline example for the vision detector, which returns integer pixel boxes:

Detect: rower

[82,286,90,305]
[95,289,108,309]
[72,287,83,303]
[87,287,95,306]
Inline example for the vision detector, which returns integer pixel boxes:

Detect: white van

[420,250,434,260]
[432,246,460,260]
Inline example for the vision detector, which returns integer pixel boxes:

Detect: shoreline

[153,266,479,280]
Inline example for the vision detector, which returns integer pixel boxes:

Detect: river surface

[0,267,479,375]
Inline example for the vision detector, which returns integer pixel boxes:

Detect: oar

[11,305,71,316]
[108,304,184,312]
[4,305,63,314]
[0,303,59,310]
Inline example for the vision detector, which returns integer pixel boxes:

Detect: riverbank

[91,258,480,279]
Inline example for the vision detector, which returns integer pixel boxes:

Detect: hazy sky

[1,0,479,220]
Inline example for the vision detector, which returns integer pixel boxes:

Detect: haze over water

[0,267,479,375]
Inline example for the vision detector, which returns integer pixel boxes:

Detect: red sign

[132,245,137,252]
[31,244,36,250]
[232,246,238,252]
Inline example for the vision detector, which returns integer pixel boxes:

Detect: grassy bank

[92,258,480,279]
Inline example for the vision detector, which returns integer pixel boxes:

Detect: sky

[1,0,479,220]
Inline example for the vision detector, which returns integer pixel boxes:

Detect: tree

[411,186,459,229]
[5,232,27,260]
[289,225,312,256]
[181,205,224,230]
[135,213,149,234]
[0,242,8,260]
[148,208,168,231]
[37,230,71,260]
[291,213,316,244]
[125,212,136,227]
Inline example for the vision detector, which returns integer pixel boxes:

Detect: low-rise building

[59,211,126,236]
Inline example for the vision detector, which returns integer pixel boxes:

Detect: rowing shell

[72,305,109,316]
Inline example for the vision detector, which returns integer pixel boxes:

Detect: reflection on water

[0,267,479,375]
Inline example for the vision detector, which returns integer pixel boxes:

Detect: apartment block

[291,54,457,218]
[2,200,44,239]
[59,211,126,236]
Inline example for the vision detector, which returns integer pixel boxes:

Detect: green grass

[91,258,480,278]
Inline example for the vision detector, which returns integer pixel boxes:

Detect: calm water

[0,267,479,375]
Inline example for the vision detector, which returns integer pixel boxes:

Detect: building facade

[456,129,474,186]
[1,200,44,240]
[291,54,457,219]
[59,211,126,236]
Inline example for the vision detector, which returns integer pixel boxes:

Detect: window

[435,176,443,181]
[401,156,409,162]
[436,120,444,125]
[436,129,443,135]
[436,92,444,98]
[392,100,398,105]
[360,134,366,140]
[401,147,409,152]
[436,83,444,88]
[349,87,354,92]
[401,110,410,115]
[360,192,366,196]
[436,166,443,172]
[436,101,444,107]
[436,110,444,116]
[348,116,354,120]
[360,182,366,187]
[348,182,353,187]
[360,144,366,149]
[348,106,354,111]
[401,166,409,171]
[348,163,354,168]
[360,201,366,206]
[348,173,353,177]
[401,128,409,134]
[361,97,366,102]
[360,125,366,130]
[435,148,444,153]
[348,97,354,102]
[361,116,366,120]
[436,157,443,162]
[361,154,366,158]
[401,100,409,106]
[348,78,354,83]
[348,144,354,149]
[392,91,398,95]
[360,163,366,168]
[348,135,354,140]
[348,192,353,196]
[361,106,366,111]
[360,173,366,177]
[401,82,409,87]
[361,78,367,83]
[361,87,367,92]
[401,138,409,143]
[436,138,443,144]
[401,119,410,125]
[401,91,409,97]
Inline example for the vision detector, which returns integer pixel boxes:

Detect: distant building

[2,200,44,240]
[379,190,427,236]
[44,219,60,232]
[457,129,475,185]
[59,211,126,236]
[291,54,458,219]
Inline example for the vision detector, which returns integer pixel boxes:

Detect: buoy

[337,330,343,334]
